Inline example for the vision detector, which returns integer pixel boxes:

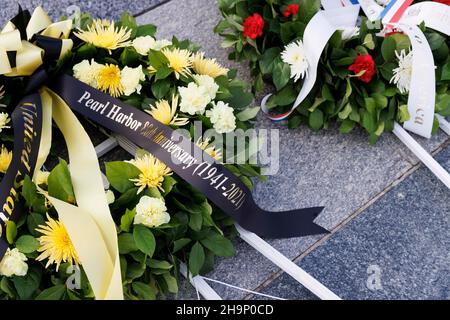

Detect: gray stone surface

[136,0,450,299]
[0,0,167,26]
[258,145,450,300]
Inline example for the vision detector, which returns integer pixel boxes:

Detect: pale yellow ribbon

[33,89,123,300]
[0,6,73,76]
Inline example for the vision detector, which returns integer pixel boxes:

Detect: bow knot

[0,6,73,77]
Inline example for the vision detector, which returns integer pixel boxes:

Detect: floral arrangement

[215,0,450,143]
[0,9,261,299]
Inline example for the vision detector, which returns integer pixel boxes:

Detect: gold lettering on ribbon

[0,102,38,236]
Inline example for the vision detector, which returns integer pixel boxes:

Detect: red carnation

[242,13,265,40]
[283,4,300,17]
[433,0,450,5]
[348,54,376,83]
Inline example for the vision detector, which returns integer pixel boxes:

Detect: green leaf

[340,119,356,133]
[147,259,172,270]
[155,65,173,80]
[0,277,15,298]
[119,47,141,65]
[6,220,17,244]
[148,50,169,69]
[105,161,141,193]
[372,93,388,109]
[12,266,41,299]
[172,238,191,253]
[133,225,156,257]
[126,263,146,281]
[200,232,235,257]
[136,24,157,37]
[398,104,410,123]
[309,109,324,131]
[273,62,291,90]
[272,84,297,107]
[132,282,156,300]
[15,235,39,253]
[120,208,136,233]
[236,107,260,121]
[259,48,281,74]
[151,79,171,99]
[363,34,375,50]
[48,159,75,204]
[22,176,37,208]
[338,103,352,120]
[189,242,205,276]
[381,36,397,62]
[27,213,45,237]
[118,233,138,254]
[35,285,66,300]
[119,11,137,38]
[188,211,202,231]
[441,62,450,81]
[162,273,178,294]
[162,176,177,196]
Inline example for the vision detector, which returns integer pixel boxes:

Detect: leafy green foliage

[215,0,450,143]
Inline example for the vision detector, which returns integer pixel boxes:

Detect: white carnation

[206,101,236,134]
[0,248,28,277]
[134,196,170,228]
[120,65,146,96]
[72,59,102,87]
[178,82,211,115]
[153,39,172,51]
[132,36,157,55]
[193,74,219,100]
[0,112,10,133]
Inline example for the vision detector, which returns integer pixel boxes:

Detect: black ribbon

[0,94,42,257]
[49,75,328,238]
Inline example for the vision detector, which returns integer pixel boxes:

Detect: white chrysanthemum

[341,27,360,40]
[0,248,28,277]
[134,196,170,228]
[105,190,115,204]
[72,59,102,87]
[193,74,219,100]
[132,36,157,55]
[35,170,50,185]
[206,101,236,134]
[281,40,309,82]
[153,39,172,51]
[178,82,211,115]
[0,112,10,133]
[120,65,146,96]
[390,50,413,94]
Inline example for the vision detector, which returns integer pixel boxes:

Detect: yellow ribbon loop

[35,89,124,300]
[0,6,73,77]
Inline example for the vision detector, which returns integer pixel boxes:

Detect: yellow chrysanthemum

[146,95,189,126]
[0,145,12,173]
[74,19,131,53]
[196,138,222,161]
[97,64,123,97]
[128,154,172,194]
[191,52,229,78]
[161,47,192,78]
[36,215,80,271]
